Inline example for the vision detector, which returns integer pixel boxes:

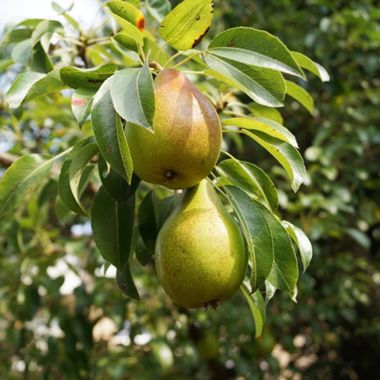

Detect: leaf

[106,0,145,31]
[146,0,171,22]
[286,80,314,114]
[11,39,33,64]
[224,186,274,291]
[264,280,276,304]
[91,186,136,270]
[255,207,298,297]
[69,143,99,209]
[5,72,44,108]
[71,89,94,127]
[31,20,62,47]
[61,64,117,90]
[209,27,304,78]
[217,159,278,211]
[282,221,313,272]
[0,150,71,217]
[113,32,139,52]
[91,78,133,183]
[228,188,298,298]
[240,283,265,338]
[5,70,64,108]
[159,0,214,50]
[292,51,330,82]
[58,140,97,216]
[223,117,298,147]
[116,115,134,185]
[248,103,283,124]
[241,130,306,192]
[111,64,155,129]
[138,191,159,253]
[116,264,140,299]
[30,42,53,73]
[204,54,285,107]
[0,59,14,73]
[98,155,140,202]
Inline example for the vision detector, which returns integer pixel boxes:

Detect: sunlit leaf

[159,0,214,50]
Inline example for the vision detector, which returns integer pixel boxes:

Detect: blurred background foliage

[0,0,379,379]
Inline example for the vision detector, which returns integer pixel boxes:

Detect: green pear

[155,180,247,308]
[125,69,222,190]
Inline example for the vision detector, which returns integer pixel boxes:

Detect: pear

[155,180,247,308]
[125,69,222,189]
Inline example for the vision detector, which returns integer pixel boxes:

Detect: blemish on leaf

[191,27,210,48]
[136,16,145,31]
[72,98,87,107]
[196,15,200,21]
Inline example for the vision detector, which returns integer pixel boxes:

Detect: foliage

[0,0,378,379]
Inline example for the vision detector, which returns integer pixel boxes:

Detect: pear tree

[0,0,328,337]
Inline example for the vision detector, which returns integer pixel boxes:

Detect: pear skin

[155,180,247,308]
[125,69,222,189]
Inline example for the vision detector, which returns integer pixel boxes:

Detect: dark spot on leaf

[196,15,200,21]
[136,16,145,31]
[227,39,236,47]
[191,27,210,48]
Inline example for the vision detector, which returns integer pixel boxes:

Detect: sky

[0,0,100,31]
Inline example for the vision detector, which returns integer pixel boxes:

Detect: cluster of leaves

[7,0,380,379]
[0,0,326,336]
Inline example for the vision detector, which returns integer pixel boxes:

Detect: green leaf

[217,159,278,211]
[224,186,274,291]
[30,42,53,73]
[138,191,159,253]
[61,64,117,90]
[0,150,71,217]
[240,283,265,338]
[11,39,32,64]
[98,155,140,202]
[106,0,145,31]
[113,32,139,52]
[209,27,304,78]
[146,0,171,22]
[31,20,62,47]
[91,78,133,183]
[111,64,155,129]
[5,72,44,108]
[248,103,283,124]
[282,221,313,272]
[58,140,97,216]
[71,89,94,127]
[240,130,306,192]
[292,51,330,82]
[204,54,285,107]
[116,264,140,299]
[69,144,98,209]
[263,208,298,298]
[286,80,314,114]
[5,70,64,108]
[228,189,298,298]
[0,59,13,73]
[116,115,134,185]
[223,117,298,147]
[91,186,136,270]
[159,0,214,50]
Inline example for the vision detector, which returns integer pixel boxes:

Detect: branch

[0,152,17,167]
